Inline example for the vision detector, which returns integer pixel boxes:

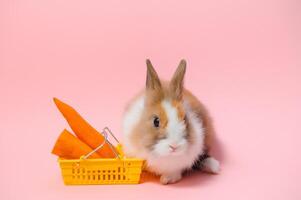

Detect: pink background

[1,0,300,199]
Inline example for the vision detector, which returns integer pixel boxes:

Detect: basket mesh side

[59,159,143,185]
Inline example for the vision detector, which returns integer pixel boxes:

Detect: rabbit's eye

[153,117,160,128]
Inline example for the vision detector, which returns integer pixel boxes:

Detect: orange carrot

[52,129,101,159]
[53,98,116,158]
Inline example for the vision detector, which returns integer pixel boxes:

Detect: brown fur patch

[128,93,169,151]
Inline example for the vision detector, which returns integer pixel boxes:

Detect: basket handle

[81,127,121,160]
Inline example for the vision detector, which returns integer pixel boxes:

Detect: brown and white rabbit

[122,59,220,184]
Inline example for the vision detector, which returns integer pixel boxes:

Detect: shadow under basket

[57,127,145,185]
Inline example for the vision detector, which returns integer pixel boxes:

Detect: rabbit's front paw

[160,172,182,184]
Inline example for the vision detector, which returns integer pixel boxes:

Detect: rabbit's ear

[146,59,162,91]
[145,59,163,104]
[170,59,187,100]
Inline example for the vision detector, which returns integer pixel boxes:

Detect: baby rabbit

[122,59,220,184]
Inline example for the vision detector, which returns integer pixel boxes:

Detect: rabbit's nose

[169,144,178,151]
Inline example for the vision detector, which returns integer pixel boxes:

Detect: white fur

[202,157,220,174]
[160,171,182,184]
[152,100,187,156]
[122,95,145,156]
[123,95,206,177]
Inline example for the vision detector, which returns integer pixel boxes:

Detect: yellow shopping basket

[58,127,145,185]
